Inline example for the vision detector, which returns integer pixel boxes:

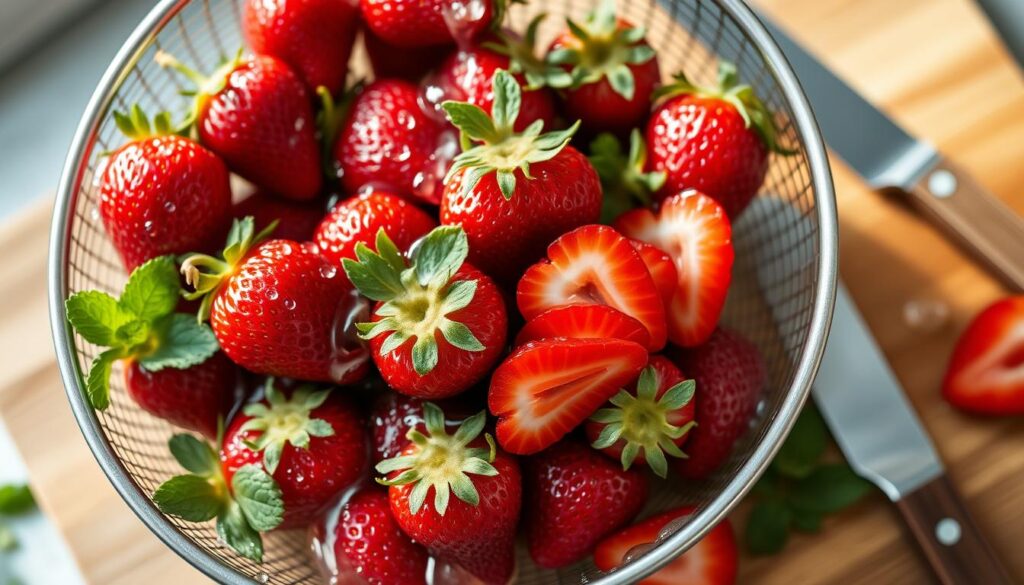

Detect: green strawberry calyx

[180,216,277,323]
[442,69,580,200]
[154,48,245,135]
[153,432,284,563]
[654,61,794,154]
[342,226,485,376]
[545,0,655,100]
[239,380,335,476]
[589,365,697,478]
[64,256,220,411]
[588,129,666,223]
[376,403,498,516]
[483,15,574,90]
[112,104,178,141]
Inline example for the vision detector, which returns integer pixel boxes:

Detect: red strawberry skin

[211,239,369,384]
[334,488,429,585]
[199,55,322,200]
[222,393,368,529]
[363,27,450,81]
[524,440,648,568]
[100,135,231,271]
[388,443,521,585]
[943,296,1024,415]
[430,45,557,132]
[125,352,240,439]
[441,146,602,283]
[232,191,327,242]
[594,506,738,585]
[334,80,451,205]
[369,263,507,398]
[242,0,358,95]
[314,189,437,267]
[514,304,650,348]
[670,328,765,479]
[360,0,494,48]
[647,94,768,218]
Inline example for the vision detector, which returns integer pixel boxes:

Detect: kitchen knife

[760,15,1024,292]
[814,284,1012,584]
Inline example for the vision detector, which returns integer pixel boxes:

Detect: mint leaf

[413,226,468,287]
[0,523,15,551]
[66,291,132,346]
[119,256,180,321]
[788,464,872,513]
[745,500,791,555]
[138,314,219,371]
[231,464,284,532]
[168,434,219,476]
[0,485,35,516]
[153,475,223,522]
[773,406,826,479]
[86,348,122,410]
[216,501,263,562]
[791,508,822,533]
[114,319,150,348]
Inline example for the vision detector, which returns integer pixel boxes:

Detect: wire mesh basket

[48,0,837,582]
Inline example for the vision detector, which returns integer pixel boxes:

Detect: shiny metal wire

[48,0,837,582]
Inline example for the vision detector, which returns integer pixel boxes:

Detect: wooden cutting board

[2,0,1023,582]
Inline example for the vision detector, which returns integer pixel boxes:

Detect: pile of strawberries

[65,0,789,582]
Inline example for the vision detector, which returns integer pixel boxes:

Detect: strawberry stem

[238,380,335,476]
[154,48,244,135]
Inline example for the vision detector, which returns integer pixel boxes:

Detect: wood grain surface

[1,0,1022,583]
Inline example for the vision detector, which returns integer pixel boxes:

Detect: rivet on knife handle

[906,158,1024,292]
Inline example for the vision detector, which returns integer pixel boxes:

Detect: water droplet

[266,288,279,300]
[143,220,155,233]
[283,299,296,310]
[330,290,370,383]
[903,298,949,333]
[294,117,305,131]
[89,206,101,221]
[658,514,692,541]
[320,265,337,279]
[622,542,654,565]
[163,201,176,213]
[256,572,270,584]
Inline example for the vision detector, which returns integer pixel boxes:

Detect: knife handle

[895,475,1013,585]
[906,158,1024,292]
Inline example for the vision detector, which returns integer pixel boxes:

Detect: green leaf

[342,244,406,303]
[788,464,873,514]
[114,319,150,348]
[441,102,499,143]
[86,348,122,410]
[791,507,823,533]
[375,229,407,273]
[439,319,484,352]
[412,227,469,287]
[168,434,219,476]
[490,70,522,132]
[745,500,791,555]
[119,256,180,321]
[216,501,263,562]
[153,475,224,522]
[231,464,284,532]
[441,280,477,313]
[0,523,15,551]
[411,337,440,375]
[137,314,219,371]
[772,405,827,479]
[606,64,636,100]
[65,291,132,347]
[496,169,517,200]
[0,485,35,516]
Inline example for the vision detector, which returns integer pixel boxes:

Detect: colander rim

[47,0,837,582]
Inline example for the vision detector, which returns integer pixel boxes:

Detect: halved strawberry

[943,296,1024,415]
[517,224,667,351]
[514,304,650,348]
[594,506,738,585]
[615,190,733,347]
[630,239,677,305]
[488,338,647,455]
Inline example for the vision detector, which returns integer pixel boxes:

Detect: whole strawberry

[377,403,521,585]
[343,226,506,398]
[181,217,369,384]
[360,0,499,48]
[222,382,368,528]
[334,488,429,584]
[440,69,601,283]
[157,51,322,200]
[647,61,787,218]
[585,355,696,478]
[670,328,766,479]
[523,439,647,568]
[100,106,231,271]
[242,0,358,95]
[65,256,231,437]
[232,190,327,242]
[332,80,451,205]
[546,0,660,134]
[314,188,436,267]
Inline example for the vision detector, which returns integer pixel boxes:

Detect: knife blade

[813,284,1012,584]
[759,14,1024,292]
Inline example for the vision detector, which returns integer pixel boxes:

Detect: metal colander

[48,0,837,582]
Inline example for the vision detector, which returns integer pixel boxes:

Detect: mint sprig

[65,256,220,410]
[0,484,36,553]
[153,434,284,562]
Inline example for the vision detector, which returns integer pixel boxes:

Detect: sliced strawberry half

[517,224,667,351]
[514,304,651,348]
[630,239,678,305]
[593,507,738,585]
[489,338,648,455]
[943,296,1024,415]
[615,190,734,347]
